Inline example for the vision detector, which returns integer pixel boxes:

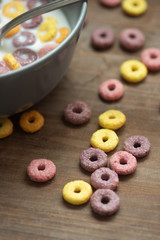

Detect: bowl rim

[0,1,87,80]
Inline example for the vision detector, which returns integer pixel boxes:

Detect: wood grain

[0,0,160,239]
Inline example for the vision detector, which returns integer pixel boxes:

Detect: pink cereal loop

[99,79,124,101]
[141,48,160,71]
[27,159,56,182]
[99,0,122,7]
[109,151,137,175]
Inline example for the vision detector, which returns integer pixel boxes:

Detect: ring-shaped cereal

[109,151,137,175]
[27,159,56,182]
[62,180,93,205]
[27,0,49,9]
[3,54,20,70]
[13,48,37,66]
[124,135,151,158]
[56,27,70,44]
[79,147,108,172]
[22,16,43,29]
[91,28,115,50]
[4,25,20,38]
[122,0,147,16]
[90,129,119,153]
[99,110,126,130]
[0,61,9,74]
[38,22,57,42]
[12,31,36,47]
[90,189,120,216]
[0,118,13,139]
[90,167,119,190]
[99,79,124,102]
[2,1,26,18]
[19,110,45,133]
[141,48,160,71]
[99,0,122,7]
[120,60,148,83]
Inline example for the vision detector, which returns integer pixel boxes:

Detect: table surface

[0,0,160,239]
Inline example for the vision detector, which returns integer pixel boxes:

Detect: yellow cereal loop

[0,118,13,139]
[38,22,57,42]
[4,25,20,38]
[120,60,148,83]
[19,110,45,133]
[2,1,26,19]
[122,0,147,16]
[63,180,92,205]
[3,54,20,70]
[90,129,119,153]
[44,17,58,25]
[99,110,126,130]
[56,27,70,44]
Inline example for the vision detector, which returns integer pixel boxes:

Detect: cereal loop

[22,16,43,29]
[90,129,119,153]
[99,0,122,7]
[38,22,57,42]
[79,147,108,172]
[109,151,137,175]
[63,180,93,205]
[120,60,148,83]
[3,54,20,70]
[90,189,120,216]
[2,1,25,18]
[99,79,124,102]
[99,110,126,130]
[38,44,58,58]
[56,27,70,44]
[90,167,119,190]
[91,28,115,50]
[27,0,49,9]
[12,31,36,47]
[122,0,147,16]
[141,48,160,71]
[27,159,56,182]
[13,48,37,66]
[0,118,13,139]
[64,101,92,125]
[124,135,151,158]
[19,110,45,133]
[0,61,9,74]
[4,25,20,38]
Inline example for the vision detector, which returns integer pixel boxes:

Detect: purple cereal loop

[22,16,43,29]
[90,167,119,190]
[99,0,122,7]
[79,148,108,172]
[63,101,92,125]
[13,48,37,66]
[27,0,49,9]
[120,28,145,51]
[109,151,137,175]
[99,79,124,101]
[124,135,151,158]
[0,61,9,74]
[91,28,115,50]
[90,189,120,216]
[27,159,56,182]
[12,31,36,47]
[141,48,160,71]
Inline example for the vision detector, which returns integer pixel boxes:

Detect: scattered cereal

[62,180,93,205]
[99,0,122,7]
[91,28,115,50]
[141,48,160,71]
[122,0,147,16]
[90,129,119,152]
[79,147,108,172]
[0,118,13,139]
[90,189,120,216]
[109,151,137,175]
[90,167,119,190]
[19,110,45,133]
[27,159,56,182]
[99,110,126,130]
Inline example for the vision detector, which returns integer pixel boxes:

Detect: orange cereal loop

[3,54,20,70]
[2,1,26,19]
[0,118,13,139]
[56,27,70,44]
[4,25,20,38]
[19,110,45,133]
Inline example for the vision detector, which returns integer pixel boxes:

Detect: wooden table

[0,0,160,239]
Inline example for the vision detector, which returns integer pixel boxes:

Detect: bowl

[0,1,87,117]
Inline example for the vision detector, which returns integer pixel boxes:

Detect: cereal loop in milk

[0,0,70,73]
